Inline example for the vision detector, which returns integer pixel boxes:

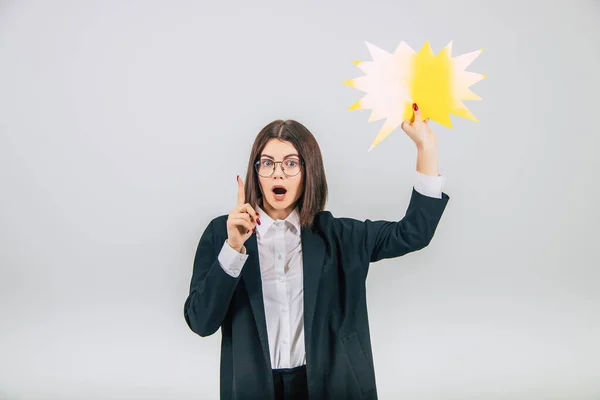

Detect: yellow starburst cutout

[344,41,486,151]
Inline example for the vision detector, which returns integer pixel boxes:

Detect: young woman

[184,104,449,400]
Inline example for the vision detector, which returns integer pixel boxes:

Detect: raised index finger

[237,175,245,207]
[412,102,422,122]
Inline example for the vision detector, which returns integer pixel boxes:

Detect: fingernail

[237,175,239,181]
[257,218,261,225]
[252,228,256,233]
[413,103,419,111]
[247,230,250,234]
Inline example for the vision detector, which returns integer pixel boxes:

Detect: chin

[265,193,297,211]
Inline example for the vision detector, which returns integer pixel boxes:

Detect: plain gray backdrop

[1,0,599,399]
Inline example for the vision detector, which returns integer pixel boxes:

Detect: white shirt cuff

[218,241,248,278]
[414,171,445,199]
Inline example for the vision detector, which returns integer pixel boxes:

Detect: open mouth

[272,186,287,197]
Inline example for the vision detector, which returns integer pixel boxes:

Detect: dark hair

[244,120,328,229]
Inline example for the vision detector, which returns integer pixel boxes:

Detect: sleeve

[414,171,445,199]
[183,219,246,337]
[362,187,449,264]
[218,241,249,277]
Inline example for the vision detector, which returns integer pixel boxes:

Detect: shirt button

[282,340,288,345]
[279,277,285,282]
[231,269,239,276]
[278,254,282,260]
[281,308,286,312]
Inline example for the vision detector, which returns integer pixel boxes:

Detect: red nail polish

[412,103,419,111]
[252,228,256,233]
[257,218,261,225]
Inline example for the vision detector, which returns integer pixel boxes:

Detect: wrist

[416,144,439,176]
[416,141,438,153]
[226,239,243,253]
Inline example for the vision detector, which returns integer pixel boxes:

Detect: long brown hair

[244,120,328,229]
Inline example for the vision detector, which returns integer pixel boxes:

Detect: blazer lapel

[301,226,325,350]
[241,233,272,369]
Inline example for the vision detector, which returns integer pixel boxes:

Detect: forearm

[184,259,241,337]
[416,144,439,177]
[184,224,244,337]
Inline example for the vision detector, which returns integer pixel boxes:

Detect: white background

[1,0,599,399]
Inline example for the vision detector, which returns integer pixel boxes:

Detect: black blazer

[184,188,449,400]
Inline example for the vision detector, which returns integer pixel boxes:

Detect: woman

[184,104,449,400]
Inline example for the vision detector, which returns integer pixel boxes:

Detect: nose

[272,162,285,178]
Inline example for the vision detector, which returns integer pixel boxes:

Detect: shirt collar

[256,205,301,237]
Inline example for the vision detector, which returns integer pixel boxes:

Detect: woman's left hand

[401,103,438,151]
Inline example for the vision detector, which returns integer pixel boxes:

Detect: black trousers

[272,365,308,400]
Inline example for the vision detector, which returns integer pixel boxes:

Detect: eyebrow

[261,153,299,159]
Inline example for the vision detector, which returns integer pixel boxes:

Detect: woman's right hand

[226,176,259,252]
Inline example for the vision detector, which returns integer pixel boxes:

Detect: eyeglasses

[254,157,304,177]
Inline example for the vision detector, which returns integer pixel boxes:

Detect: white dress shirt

[218,171,444,369]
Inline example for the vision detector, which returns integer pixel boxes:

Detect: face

[256,139,303,220]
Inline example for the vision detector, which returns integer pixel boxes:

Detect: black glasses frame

[254,158,304,178]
